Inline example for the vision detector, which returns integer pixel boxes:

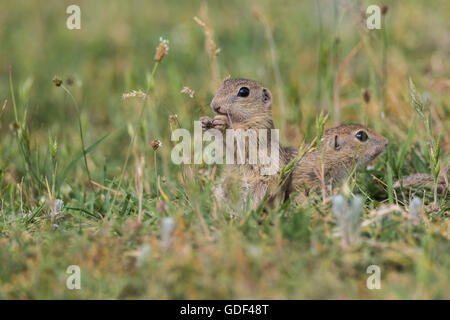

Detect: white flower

[159,37,170,51]
[332,195,362,246]
[161,217,175,249]
[136,244,151,267]
[49,198,64,217]
[408,197,422,219]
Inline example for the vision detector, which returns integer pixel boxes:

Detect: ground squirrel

[288,124,388,198]
[199,80,389,209]
[199,78,294,210]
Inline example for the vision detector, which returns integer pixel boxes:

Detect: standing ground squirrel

[288,124,388,198]
[199,78,294,210]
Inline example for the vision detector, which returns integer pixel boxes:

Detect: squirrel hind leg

[240,182,270,211]
[213,184,227,206]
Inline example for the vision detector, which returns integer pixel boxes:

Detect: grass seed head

[154,37,169,62]
[181,86,195,98]
[52,76,62,87]
[363,89,371,103]
[151,139,162,150]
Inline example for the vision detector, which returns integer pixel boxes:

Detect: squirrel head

[210,78,273,126]
[323,124,388,167]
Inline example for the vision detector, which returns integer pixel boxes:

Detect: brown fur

[394,165,449,194]
[200,79,389,209]
[200,78,293,210]
[289,124,388,198]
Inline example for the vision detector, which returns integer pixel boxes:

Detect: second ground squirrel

[288,124,388,198]
[394,165,449,194]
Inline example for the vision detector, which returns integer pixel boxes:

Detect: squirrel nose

[211,102,221,113]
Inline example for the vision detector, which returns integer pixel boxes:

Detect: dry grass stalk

[253,8,287,140]
[194,3,221,91]
[90,180,123,196]
[122,90,149,100]
[135,154,145,223]
[0,100,7,119]
[333,41,364,124]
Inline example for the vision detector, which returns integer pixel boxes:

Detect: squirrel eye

[355,130,368,142]
[237,87,250,97]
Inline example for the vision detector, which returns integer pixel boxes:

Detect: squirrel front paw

[200,116,214,131]
[212,115,229,131]
[200,115,229,131]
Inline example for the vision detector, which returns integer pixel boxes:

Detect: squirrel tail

[394,165,449,194]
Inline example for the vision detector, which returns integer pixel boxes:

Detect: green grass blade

[396,114,417,174]
[58,133,109,189]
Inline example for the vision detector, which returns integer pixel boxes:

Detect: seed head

[363,89,371,103]
[169,114,178,127]
[151,139,162,150]
[181,86,195,98]
[122,90,148,100]
[154,37,169,62]
[252,8,262,20]
[66,77,74,86]
[52,76,62,87]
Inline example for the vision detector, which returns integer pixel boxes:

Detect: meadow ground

[0,0,449,299]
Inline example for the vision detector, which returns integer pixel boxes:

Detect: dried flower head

[381,5,388,15]
[252,8,262,20]
[363,89,371,103]
[52,76,62,87]
[122,90,149,100]
[151,139,162,150]
[169,114,178,126]
[154,37,169,62]
[181,86,195,98]
[66,76,74,86]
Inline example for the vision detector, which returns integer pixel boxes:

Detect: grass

[0,0,449,299]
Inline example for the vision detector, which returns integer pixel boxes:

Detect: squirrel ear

[332,135,342,151]
[262,88,272,105]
